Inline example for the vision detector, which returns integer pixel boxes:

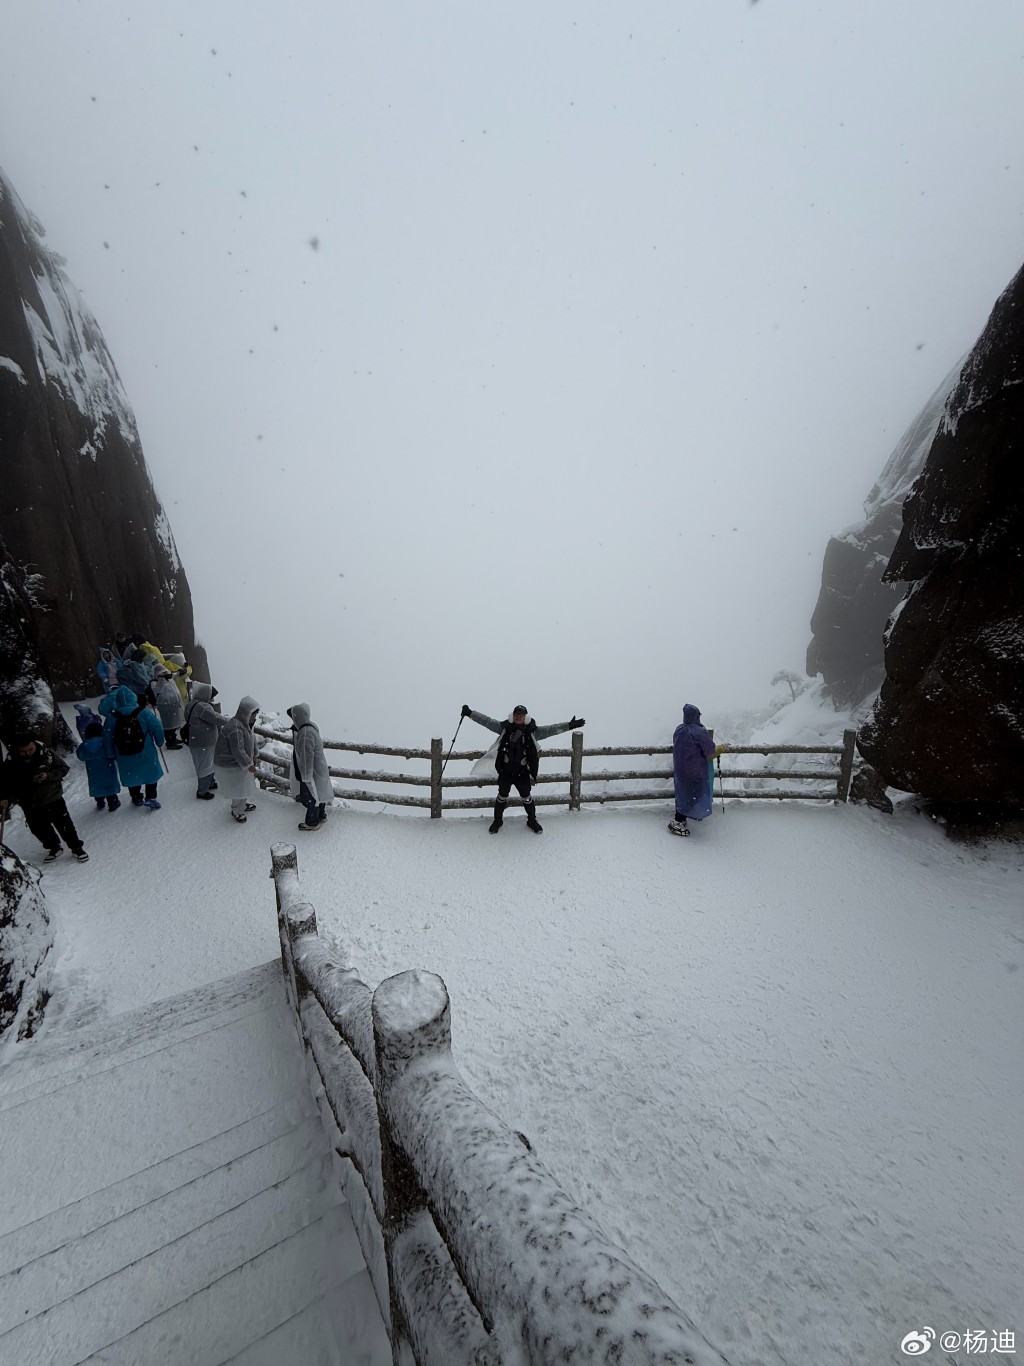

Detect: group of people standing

[2,633,724,867]
[0,633,337,865]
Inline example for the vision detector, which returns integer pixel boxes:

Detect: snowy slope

[1,715,1020,1366]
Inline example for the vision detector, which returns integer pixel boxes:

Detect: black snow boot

[489,799,504,833]
[525,803,543,833]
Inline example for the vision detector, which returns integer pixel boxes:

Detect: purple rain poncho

[672,703,716,820]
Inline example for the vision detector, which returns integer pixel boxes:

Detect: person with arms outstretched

[462,703,584,834]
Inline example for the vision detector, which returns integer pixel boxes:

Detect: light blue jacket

[103,686,165,788]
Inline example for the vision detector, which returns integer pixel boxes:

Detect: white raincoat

[214,695,260,805]
[287,703,334,807]
[152,673,185,731]
[184,683,225,780]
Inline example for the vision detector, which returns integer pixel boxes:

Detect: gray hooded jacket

[215,695,260,771]
[288,703,334,806]
[152,674,185,730]
[185,683,225,777]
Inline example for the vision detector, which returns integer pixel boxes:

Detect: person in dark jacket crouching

[0,735,89,862]
[462,704,584,834]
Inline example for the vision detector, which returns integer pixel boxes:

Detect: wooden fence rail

[271,843,731,1366]
[256,725,858,814]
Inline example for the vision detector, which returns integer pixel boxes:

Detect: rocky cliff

[858,265,1024,815]
[0,532,70,748]
[806,361,963,707]
[0,167,208,703]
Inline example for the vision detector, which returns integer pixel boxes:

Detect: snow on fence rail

[255,724,858,813]
[270,842,732,1366]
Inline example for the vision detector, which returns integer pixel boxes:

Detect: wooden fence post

[430,737,443,819]
[569,731,583,811]
[373,971,453,1365]
[837,729,857,803]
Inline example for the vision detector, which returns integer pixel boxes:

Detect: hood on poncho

[683,703,702,725]
[191,682,213,704]
[234,695,260,724]
[111,685,144,714]
[288,703,313,728]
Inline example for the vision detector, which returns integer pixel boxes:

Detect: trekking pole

[439,713,466,779]
[717,754,725,814]
[159,745,170,775]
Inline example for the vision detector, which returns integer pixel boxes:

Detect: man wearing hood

[103,684,166,809]
[669,703,725,837]
[214,696,260,822]
[184,683,225,799]
[288,703,333,832]
[462,704,585,834]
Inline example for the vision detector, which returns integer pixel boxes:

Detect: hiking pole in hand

[717,754,725,814]
[440,711,467,780]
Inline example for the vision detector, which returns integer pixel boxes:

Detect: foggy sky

[3,2,1023,744]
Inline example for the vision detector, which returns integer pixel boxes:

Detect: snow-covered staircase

[0,961,390,1365]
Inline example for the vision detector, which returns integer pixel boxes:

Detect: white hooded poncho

[288,703,334,807]
[184,682,225,779]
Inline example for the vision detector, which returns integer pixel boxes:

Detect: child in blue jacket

[76,722,122,811]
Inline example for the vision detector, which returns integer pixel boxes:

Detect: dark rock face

[0,168,209,701]
[859,265,1024,813]
[0,532,71,749]
[806,363,961,706]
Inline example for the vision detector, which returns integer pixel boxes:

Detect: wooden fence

[271,842,732,1366]
[256,724,858,815]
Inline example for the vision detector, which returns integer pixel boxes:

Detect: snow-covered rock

[861,262,1024,815]
[0,166,208,697]
[806,359,963,707]
[0,531,70,748]
[0,844,52,1046]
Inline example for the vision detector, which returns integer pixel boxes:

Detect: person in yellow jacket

[165,651,192,706]
[141,641,192,706]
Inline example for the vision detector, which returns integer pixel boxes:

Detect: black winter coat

[496,721,539,780]
[0,746,69,809]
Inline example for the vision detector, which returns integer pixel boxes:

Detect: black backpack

[114,705,147,756]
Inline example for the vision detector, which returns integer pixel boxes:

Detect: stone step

[0,1113,327,1333]
[0,1094,313,1278]
[0,961,285,1112]
[222,1300,341,1366]
[74,1207,372,1366]
[0,1161,334,1364]
[0,993,311,1238]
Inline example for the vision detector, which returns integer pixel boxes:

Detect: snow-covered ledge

[270,843,732,1366]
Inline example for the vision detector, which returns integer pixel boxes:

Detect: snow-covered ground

[2,719,1021,1366]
